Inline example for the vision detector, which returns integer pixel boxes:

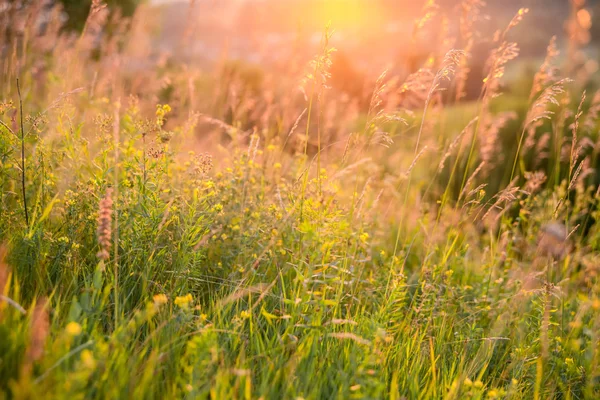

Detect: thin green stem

[17,79,29,227]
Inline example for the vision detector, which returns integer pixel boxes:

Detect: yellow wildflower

[153,294,168,306]
[240,310,251,320]
[66,322,82,336]
[175,294,193,308]
[81,349,96,368]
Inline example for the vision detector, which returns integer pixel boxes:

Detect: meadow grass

[1,0,600,399]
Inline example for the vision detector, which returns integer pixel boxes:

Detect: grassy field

[1,1,600,399]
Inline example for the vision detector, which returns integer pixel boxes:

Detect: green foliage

[1,1,600,399]
[1,89,600,398]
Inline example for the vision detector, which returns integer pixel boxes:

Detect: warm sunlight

[310,0,386,30]
[2,0,600,398]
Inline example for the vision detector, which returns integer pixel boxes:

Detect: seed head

[96,189,113,261]
[28,299,49,363]
[538,222,570,260]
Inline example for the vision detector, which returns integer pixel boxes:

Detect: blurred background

[20,0,600,100]
[132,0,600,97]
[2,0,600,175]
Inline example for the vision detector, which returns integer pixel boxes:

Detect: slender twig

[0,119,17,138]
[17,79,29,226]
[142,133,147,197]
[0,294,26,314]
[113,102,120,327]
